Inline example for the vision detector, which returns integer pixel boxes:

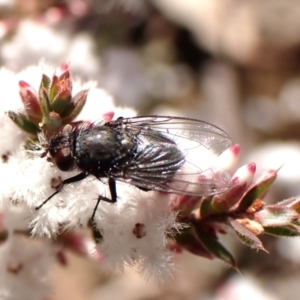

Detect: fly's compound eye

[51,148,74,171]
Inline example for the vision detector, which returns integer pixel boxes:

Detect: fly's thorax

[73,126,138,175]
[48,125,75,171]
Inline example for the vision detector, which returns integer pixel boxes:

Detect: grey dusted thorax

[74,126,138,177]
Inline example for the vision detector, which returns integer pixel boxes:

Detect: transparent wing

[110,115,231,155]
[107,116,233,196]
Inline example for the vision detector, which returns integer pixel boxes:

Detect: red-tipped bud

[215,144,240,174]
[102,111,114,122]
[237,168,277,212]
[231,162,256,186]
[57,63,70,81]
[19,80,42,123]
[170,194,202,215]
[50,78,72,113]
[59,232,103,261]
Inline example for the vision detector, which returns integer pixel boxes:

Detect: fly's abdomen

[116,131,185,190]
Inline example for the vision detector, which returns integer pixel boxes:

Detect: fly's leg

[90,177,117,222]
[35,171,89,210]
[89,177,117,239]
[108,176,117,203]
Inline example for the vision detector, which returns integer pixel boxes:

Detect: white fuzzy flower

[0,235,55,300]
[0,62,185,287]
[1,20,100,77]
[0,62,245,300]
[94,187,179,281]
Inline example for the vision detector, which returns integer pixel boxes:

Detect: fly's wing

[107,116,233,196]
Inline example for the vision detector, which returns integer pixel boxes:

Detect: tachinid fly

[37,116,232,220]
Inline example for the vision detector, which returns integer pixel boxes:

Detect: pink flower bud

[215,144,240,174]
[232,162,256,186]
[102,111,114,122]
[19,80,42,123]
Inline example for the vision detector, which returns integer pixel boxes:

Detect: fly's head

[46,124,75,171]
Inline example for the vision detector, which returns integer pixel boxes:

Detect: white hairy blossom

[1,20,100,77]
[0,235,55,300]
[94,187,179,281]
[0,62,188,295]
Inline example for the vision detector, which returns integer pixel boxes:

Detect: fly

[36,116,232,221]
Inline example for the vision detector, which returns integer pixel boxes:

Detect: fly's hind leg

[89,177,119,241]
[90,176,117,222]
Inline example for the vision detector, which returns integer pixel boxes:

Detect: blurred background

[1,0,300,299]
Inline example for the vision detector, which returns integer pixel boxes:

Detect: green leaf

[199,196,214,218]
[39,87,51,117]
[255,206,298,227]
[19,80,42,123]
[237,170,277,211]
[194,224,237,268]
[61,90,88,123]
[292,218,300,226]
[277,197,300,213]
[228,218,267,252]
[41,74,51,91]
[7,111,40,135]
[209,183,248,214]
[58,66,70,81]
[264,226,300,237]
[51,95,71,114]
[41,111,62,134]
[49,75,59,101]
[174,227,214,259]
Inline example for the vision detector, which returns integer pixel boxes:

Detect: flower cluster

[1,63,300,298]
[168,143,300,267]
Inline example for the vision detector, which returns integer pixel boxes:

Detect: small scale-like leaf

[277,197,300,213]
[51,78,72,113]
[209,183,247,214]
[264,226,300,237]
[171,195,202,218]
[19,80,42,123]
[51,94,72,114]
[237,170,277,212]
[292,218,300,226]
[228,218,267,252]
[60,102,75,119]
[41,74,51,91]
[194,224,237,268]
[40,112,62,137]
[58,64,70,81]
[174,227,214,259]
[7,111,40,135]
[39,86,51,117]
[61,90,88,123]
[199,196,214,218]
[49,75,59,101]
[255,206,298,227]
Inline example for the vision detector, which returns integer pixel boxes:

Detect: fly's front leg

[35,171,89,210]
